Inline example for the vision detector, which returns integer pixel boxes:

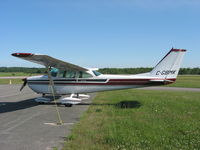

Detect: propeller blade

[20,78,27,91]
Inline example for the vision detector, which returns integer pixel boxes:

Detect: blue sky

[0,0,200,68]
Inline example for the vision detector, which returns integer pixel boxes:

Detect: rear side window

[78,71,93,78]
[93,71,102,76]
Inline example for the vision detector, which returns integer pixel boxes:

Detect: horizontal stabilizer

[78,94,90,99]
[149,79,174,83]
[148,79,176,85]
[60,97,82,105]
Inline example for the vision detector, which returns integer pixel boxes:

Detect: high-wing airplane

[12,48,186,107]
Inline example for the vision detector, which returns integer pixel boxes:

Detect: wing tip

[171,48,187,52]
[12,53,34,57]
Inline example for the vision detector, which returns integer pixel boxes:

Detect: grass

[64,89,200,150]
[0,79,23,84]
[167,75,200,88]
[0,72,40,77]
[0,72,41,84]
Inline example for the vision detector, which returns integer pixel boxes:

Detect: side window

[79,71,83,78]
[58,70,67,78]
[93,71,102,76]
[65,71,76,78]
[60,71,93,78]
[81,72,93,78]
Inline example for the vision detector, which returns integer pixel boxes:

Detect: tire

[38,102,44,104]
[64,104,73,107]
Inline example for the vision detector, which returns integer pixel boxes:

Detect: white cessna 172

[12,48,186,107]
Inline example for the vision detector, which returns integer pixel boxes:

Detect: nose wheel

[64,104,73,107]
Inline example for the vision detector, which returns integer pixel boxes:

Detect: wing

[12,53,88,71]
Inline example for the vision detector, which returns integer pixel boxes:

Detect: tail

[150,48,186,79]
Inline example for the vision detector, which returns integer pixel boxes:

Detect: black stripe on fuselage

[27,78,175,86]
[28,79,107,82]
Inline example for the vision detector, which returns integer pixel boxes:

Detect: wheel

[38,102,44,104]
[64,104,72,107]
[64,104,73,107]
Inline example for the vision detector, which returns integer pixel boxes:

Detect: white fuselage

[26,74,175,95]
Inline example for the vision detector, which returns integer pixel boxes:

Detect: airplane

[12,48,186,107]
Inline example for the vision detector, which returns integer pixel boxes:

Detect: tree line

[0,67,46,74]
[99,68,200,75]
[0,67,200,75]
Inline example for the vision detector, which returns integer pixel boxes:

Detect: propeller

[20,78,27,91]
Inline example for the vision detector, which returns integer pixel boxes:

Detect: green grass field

[0,79,23,84]
[0,72,41,84]
[64,89,200,150]
[0,75,200,88]
[167,75,200,88]
[0,72,39,77]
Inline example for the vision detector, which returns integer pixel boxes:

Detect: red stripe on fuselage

[27,78,176,86]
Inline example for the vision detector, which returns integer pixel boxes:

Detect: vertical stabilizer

[150,48,186,79]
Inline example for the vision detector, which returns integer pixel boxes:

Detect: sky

[0,0,200,68]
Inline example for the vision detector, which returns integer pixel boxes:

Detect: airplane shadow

[78,100,142,109]
[40,100,142,109]
[0,98,39,114]
[0,99,142,114]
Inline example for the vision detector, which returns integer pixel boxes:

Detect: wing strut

[46,66,63,125]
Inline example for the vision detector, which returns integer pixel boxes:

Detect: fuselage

[26,74,175,95]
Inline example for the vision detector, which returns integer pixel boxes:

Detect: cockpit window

[93,71,102,76]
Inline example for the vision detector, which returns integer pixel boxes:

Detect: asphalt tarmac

[0,85,95,150]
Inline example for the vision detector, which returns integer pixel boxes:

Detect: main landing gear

[36,93,90,107]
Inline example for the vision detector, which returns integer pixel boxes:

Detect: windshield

[93,71,102,76]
